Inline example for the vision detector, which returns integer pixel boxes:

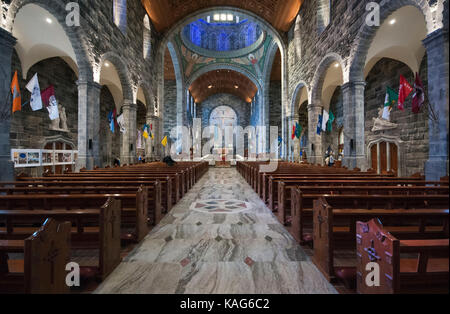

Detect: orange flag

[11,71,21,113]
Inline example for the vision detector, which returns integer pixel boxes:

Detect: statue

[49,104,69,132]
[372,107,398,132]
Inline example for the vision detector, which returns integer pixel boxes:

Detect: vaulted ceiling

[189,69,258,103]
[142,0,304,33]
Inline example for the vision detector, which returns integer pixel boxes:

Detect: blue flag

[317,115,323,135]
[108,111,115,133]
[278,136,283,146]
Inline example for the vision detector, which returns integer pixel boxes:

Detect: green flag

[327,111,335,132]
[383,86,398,120]
[295,122,302,139]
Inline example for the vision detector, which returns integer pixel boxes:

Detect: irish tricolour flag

[382,86,398,121]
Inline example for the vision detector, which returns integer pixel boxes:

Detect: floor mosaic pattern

[95,168,337,294]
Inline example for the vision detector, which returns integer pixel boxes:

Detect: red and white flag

[41,85,59,120]
[398,75,413,111]
[411,72,425,114]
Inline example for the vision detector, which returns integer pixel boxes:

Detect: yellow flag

[161,136,168,147]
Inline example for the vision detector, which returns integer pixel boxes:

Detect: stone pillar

[341,81,367,170]
[423,29,449,180]
[307,104,324,165]
[120,100,137,165]
[76,79,102,171]
[289,116,301,162]
[0,29,16,181]
[146,114,160,161]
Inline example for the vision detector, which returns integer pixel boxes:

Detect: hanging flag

[291,125,296,140]
[398,75,413,111]
[383,86,398,120]
[161,136,168,147]
[278,136,283,146]
[25,73,42,111]
[116,114,126,133]
[41,85,55,106]
[322,110,329,131]
[327,111,335,133]
[317,114,323,135]
[11,71,21,113]
[295,122,302,139]
[41,85,59,120]
[108,110,115,133]
[143,124,150,139]
[412,72,425,114]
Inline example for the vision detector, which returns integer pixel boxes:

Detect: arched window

[317,0,331,34]
[143,15,151,59]
[294,15,302,61]
[113,0,127,35]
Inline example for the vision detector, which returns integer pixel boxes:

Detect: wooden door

[380,142,387,174]
[390,143,398,176]
[371,144,378,171]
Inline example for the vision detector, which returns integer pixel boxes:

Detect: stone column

[146,114,160,161]
[120,100,137,165]
[423,29,449,180]
[307,104,324,165]
[76,79,102,171]
[0,29,16,181]
[290,116,301,162]
[341,81,367,170]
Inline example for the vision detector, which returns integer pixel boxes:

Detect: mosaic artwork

[191,199,251,214]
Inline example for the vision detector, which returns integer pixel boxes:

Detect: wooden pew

[10,177,173,213]
[0,218,71,294]
[0,187,151,243]
[356,219,449,294]
[0,183,162,229]
[0,197,122,283]
[269,175,431,212]
[290,190,449,245]
[310,197,449,287]
[278,184,449,225]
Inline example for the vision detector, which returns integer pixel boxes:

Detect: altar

[214,148,232,168]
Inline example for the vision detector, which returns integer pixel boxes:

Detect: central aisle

[95,168,337,294]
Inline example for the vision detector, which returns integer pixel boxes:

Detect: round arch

[98,51,134,104]
[310,52,345,104]
[187,63,262,91]
[349,0,440,82]
[6,0,93,80]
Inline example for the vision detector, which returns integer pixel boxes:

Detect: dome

[181,13,265,58]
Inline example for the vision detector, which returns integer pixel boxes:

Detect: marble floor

[94,168,337,294]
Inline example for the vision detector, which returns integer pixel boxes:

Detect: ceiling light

[389,19,396,25]
[208,85,213,89]
[45,17,52,24]
[235,85,239,89]
[334,63,340,68]
[104,62,110,67]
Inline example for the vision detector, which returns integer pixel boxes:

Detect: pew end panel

[98,198,122,281]
[312,197,335,283]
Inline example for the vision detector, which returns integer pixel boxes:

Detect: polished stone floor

[95,168,337,294]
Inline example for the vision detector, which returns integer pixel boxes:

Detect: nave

[94,168,337,294]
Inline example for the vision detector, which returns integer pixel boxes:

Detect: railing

[11,149,78,168]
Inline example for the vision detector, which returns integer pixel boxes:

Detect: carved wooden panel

[24,218,71,294]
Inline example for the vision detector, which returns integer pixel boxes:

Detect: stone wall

[163,80,177,136]
[99,86,120,166]
[10,53,78,149]
[323,86,343,155]
[197,93,250,129]
[2,0,161,172]
[269,81,282,135]
[364,57,429,176]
